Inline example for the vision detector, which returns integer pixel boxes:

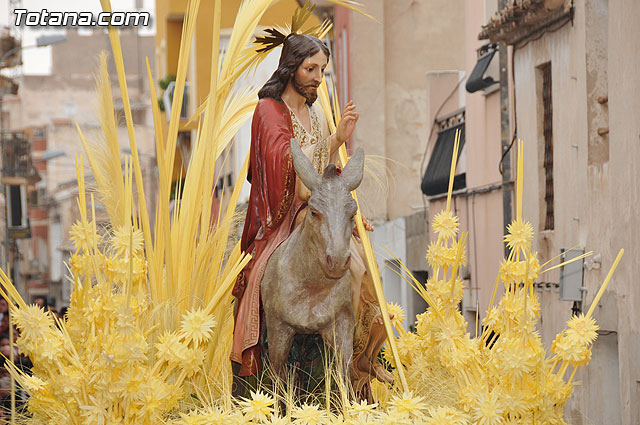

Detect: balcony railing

[1,131,31,178]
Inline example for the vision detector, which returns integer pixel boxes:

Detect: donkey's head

[290,138,364,279]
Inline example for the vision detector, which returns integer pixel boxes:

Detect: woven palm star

[566,314,599,345]
[291,403,327,425]
[12,304,55,342]
[69,220,100,252]
[239,390,275,423]
[433,210,460,240]
[504,218,534,254]
[425,406,470,425]
[111,224,144,258]
[387,302,406,328]
[179,308,217,346]
[388,392,428,418]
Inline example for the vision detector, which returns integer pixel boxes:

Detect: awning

[466,44,498,93]
[421,123,466,197]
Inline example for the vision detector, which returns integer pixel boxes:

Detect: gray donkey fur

[261,138,365,382]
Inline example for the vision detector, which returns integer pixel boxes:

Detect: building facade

[335,0,639,421]
[335,1,486,329]
[3,27,157,308]
[479,0,638,423]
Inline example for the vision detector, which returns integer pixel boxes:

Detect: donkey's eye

[310,209,319,217]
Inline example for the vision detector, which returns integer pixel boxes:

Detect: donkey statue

[261,138,365,382]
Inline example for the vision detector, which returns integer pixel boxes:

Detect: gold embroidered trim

[270,151,295,231]
[288,106,328,173]
[353,300,379,357]
[312,137,330,174]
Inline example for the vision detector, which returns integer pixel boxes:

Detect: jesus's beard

[293,77,319,104]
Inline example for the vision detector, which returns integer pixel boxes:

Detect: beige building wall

[350,0,465,222]
[459,0,505,321]
[507,0,639,423]
[606,2,640,423]
[347,0,466,328]
[512,5,594,423]
[349,0,387,221]
[347,0,510,332]
[421,0,506,331]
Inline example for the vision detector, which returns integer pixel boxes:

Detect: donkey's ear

[290,138,320,191]
[341,147,365,192]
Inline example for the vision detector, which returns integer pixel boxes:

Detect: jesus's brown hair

[258,34,330,105]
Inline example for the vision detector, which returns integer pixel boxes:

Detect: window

[539,62,554,230]
[215,173,233,198]
[33,127,46,140]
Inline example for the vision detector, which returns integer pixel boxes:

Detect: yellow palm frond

[322,0,374,20]
[291,1,316,34]
[318,74,409,393]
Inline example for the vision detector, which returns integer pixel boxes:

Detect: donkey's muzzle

[325,253,351,278]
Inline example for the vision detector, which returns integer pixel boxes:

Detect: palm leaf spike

[213,87,259,160]
[225,0,368,98]
[151,0,259,386]
[334,0,375,20]
[254,27,288,53]
[380,245,440,310]
[209,154,251,289]
[192,0,223,238]
[196,0,222,238]
[554,248,624,384]
[541,251,593,274]
[306,19,333,40]
[95,51,126,228]
[145,58,172,301]
[99,0,198,308]
[317,76,337,131]
[446,129,461,213]
[516,138,524,221]
[172,101,223,305]
[585,249,623,319]
[99,0,154,279]
[171,52,208,302]
[195,97,218,238]
[449,232,468,297]
[143,0,200,307]
[163,0,201,298]
[345,149,409,393]
[317,75,409,393]
[291,0,315,34]
[207,0,275,162]
[250,0,367,69]
[220,0,273,92]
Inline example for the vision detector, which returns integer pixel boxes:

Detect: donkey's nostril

[344,254,351,268]
[326,255,334,269]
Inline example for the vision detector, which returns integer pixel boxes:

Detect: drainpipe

[498,0,512,256]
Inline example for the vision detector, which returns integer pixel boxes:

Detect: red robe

[231,97,305,376]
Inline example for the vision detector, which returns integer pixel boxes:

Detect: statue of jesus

[231,32,394,396]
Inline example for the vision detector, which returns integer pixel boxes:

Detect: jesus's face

[292,51,328,104]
